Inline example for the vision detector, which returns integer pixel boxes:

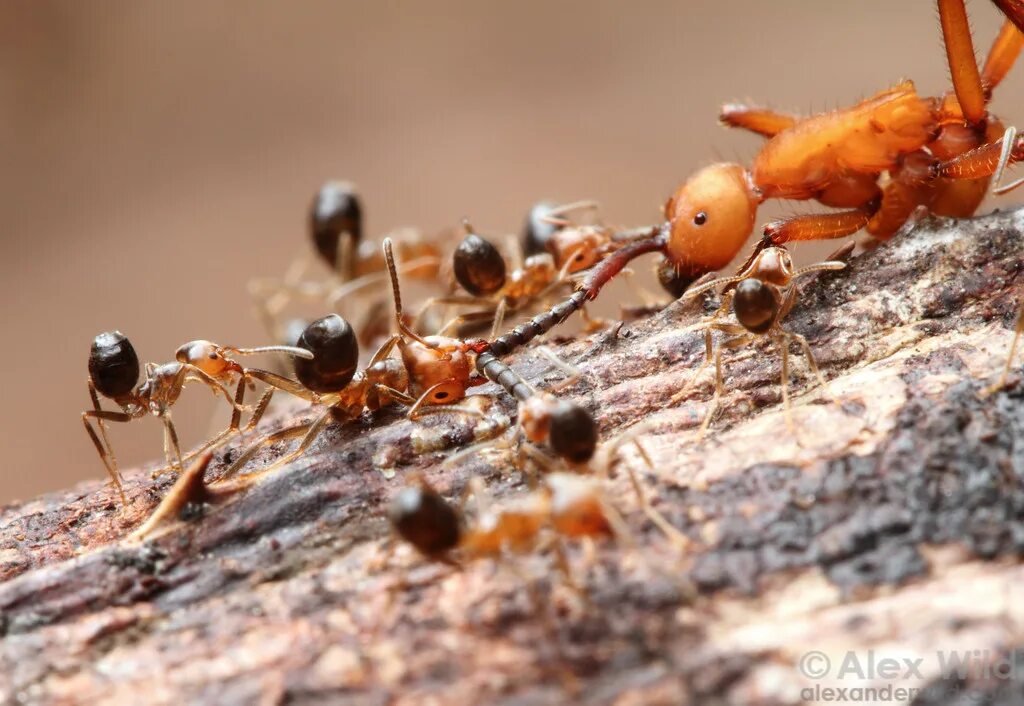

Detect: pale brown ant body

[250,181,441,344]
[389,472,617,563]
[83,333,312,502]
[672,244,846,438]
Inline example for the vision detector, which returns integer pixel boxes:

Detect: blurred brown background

[1,1,1021,502]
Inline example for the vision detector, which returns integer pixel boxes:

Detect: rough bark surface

[3,209,1024,705]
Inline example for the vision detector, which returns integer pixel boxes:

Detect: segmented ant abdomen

[294,314,359,392]
[453,233,506,296]
[310,182,363,268]
[656,257,697,298]
[389,485,461,557]
[522,200,561,256]
[549,401,598,464]
[89,331,140,399]
[733,279,779,334]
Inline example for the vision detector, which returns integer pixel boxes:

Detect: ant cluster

[86,1,1024,596]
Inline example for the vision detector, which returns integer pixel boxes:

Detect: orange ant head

[175,340,239,379]
[400,336,474,404]
[550,226,606,273]
[665,163,758,277]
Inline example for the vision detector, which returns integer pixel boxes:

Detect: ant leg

[777,337,796,436]
[985,304,1024,395]
[982,17,1024,90]
[217,416,321,483]
[938,0,987,126]
[763,207,872,245]
[719,103,797,138]
[412,295,488,331]
[787,332,831,397]
[437,309,498,337]
[696,343,726,442]
[157,412,186,477]
[245,368,319,403]
[244,387,276,431]
[535,346,580,392]
[601,429,688,550]
[489,299,508,341]
[82,406,132,504]
[939,125,1024,191]
[994,0,1024,34]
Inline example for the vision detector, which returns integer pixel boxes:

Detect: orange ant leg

[940,125,1024,191]
[217,414,325,484]
[993,0,1024,35]
[982,17,1024,89]
[985,305,1024,395]
[938,0,988,126]
[719,103,797,138]
[777,336,796,437]
[82,401,131,504]
[763,207,873,245]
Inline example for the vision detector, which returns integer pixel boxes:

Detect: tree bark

[3,208,1024,705]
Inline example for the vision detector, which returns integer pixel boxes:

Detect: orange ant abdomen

[293,314,360,393]
[89,332,140,400]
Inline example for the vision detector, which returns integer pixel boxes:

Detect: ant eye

[435,391,449,400]
[208,352,218,360]
[693,211,707,226]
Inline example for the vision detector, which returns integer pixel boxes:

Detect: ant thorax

[461,493,550,556]
[503,253,557,301]
[137,363,187,413]
[327,358,408,414]
[549,225,608,272]
[399,335,475,402]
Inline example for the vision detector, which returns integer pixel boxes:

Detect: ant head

[522,200,562,256]
[550,226,604,273]
[453,230,506,296]
[293,314,359,393]
[310,181,362,268]
[665,163,758,276]
[89,331,141,400]
[656,257,697,298]
[549,401,598,464]
[747,246,795,287]
[733,279,780,334]
[389,484,461,557]
[175,340,237,378]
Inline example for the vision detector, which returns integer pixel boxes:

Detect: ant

[469,1,1023,371]
[389,472,623,566]
[671,244,846,439]
[83,332,312,503]
[218,237,493,481]
[249,181,442,344]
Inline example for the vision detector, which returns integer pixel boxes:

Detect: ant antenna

[993,125,1024,194]
[384,237,439,350]
[791,260,847,280]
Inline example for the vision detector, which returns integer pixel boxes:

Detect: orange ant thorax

[502,254,558,301]
[323,357,409,414]
[398,335,476,404]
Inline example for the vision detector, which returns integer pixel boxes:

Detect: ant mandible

[468,1,1023,373]
[83,332,312,502]
[672,244,847,439]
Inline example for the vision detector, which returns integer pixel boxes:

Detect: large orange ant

[672,244,847,438]
[249,181,442,343]
[83,332,312,502]
[470,1,1023,371]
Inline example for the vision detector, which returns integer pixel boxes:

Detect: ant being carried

[470,0,1024,375]
[249,181,442,345]
[83,332,313,503]
[672,243,847,438]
